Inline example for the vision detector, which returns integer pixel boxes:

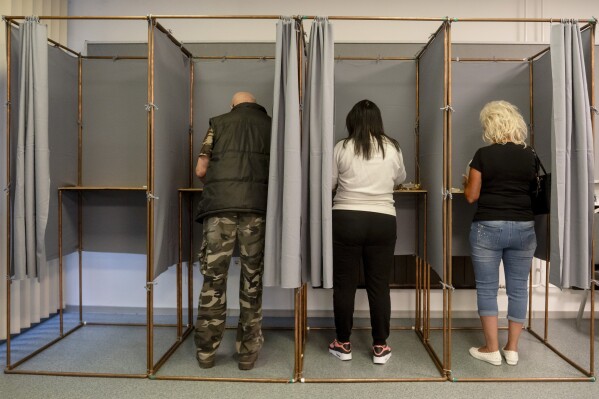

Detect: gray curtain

[264,18,302,288]
[12,18,50,280]
[302,18,334,288]
[549,22,594,289]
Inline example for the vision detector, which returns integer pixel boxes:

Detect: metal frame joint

[440,281,455,291]
[145,103,159,112]
[146,192,159,201]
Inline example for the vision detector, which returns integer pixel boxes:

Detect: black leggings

[332,210,396,346]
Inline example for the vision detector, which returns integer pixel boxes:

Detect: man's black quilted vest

[196,102,271,221]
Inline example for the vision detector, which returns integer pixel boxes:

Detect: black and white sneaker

[373,344,392,364]
[329,339,352,361]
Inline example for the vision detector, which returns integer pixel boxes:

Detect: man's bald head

[231,92,256,107]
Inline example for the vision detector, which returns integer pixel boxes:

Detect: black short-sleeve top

[469,142,536,221]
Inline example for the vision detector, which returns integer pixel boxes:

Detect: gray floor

[1,313,598,398]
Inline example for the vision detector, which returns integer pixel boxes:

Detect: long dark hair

[343,99,400,160]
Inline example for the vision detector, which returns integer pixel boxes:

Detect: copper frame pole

[415,22,446,60]
[5,369,147,379]
[335,56,415,61]
[543,224,550,341]
[47,38,80,57]
[308,326,414,331]
[295,18,305,383]
[453,377,594,382]
[6,323,84,371]
[445,21,453,379]
[5,20,12,369]
[302,283,307,362]
[424,194,429,338]
[77,55,84,324]
[3,15,595,23]
[526,329,594,377]
[154,376,290,382]
[294,287,301,382]
[151,326,194,374]
[425,264,431,340]
[187,203,194,328]
[58,191,64,336]
[5,16,149,21]
[82,56,147,60]
[177,192,183,338]
[194,56,275,60]
[154,21,193,58]
[453,17,595,23]
[59,186,147,191]
[527,60,535,331]
[154,15,284,20]
[84,322,178,327]
[187,61,195,328]
[415,59,421,184]
[320,16,449,22]
[528,47,551,62]
[589,23,595,377]
[177,190,200,328]
[416,330,445,374]
[416,257,421,332]
[439,20,449,377]
[451,57,529,62]
[146,17,156,375]
[305,377,448,383]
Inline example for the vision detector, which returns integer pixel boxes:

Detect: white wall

[39,0,599,318]
[67,0,598,52]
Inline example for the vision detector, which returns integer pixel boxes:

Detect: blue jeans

[469,221,536,323]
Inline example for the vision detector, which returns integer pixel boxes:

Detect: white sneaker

[468,347,502,366]
[502,348,519,365]
[373,345,392,365]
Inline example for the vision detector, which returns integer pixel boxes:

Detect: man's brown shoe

[238,352,259,370]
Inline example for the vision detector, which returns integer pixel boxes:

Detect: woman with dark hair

[329,99,406,365]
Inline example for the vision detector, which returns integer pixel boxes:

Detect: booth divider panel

[532,51,553,261]
[81,58,147,187]
[9,28,20,270]
[450,61,530,259]
[81,191,147,254]
[450,61,530,188]
[418,29,446,279]
[152,27,191,278]
[192,58,276,172]
[47,44,79,259]
[191,59,276,256]
[333,60,417,183]
[595,46,599,180]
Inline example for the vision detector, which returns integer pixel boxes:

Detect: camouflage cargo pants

[194,212,265,361]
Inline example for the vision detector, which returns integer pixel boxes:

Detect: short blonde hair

[479,100,527,145]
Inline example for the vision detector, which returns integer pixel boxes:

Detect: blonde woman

[463,100,537,366]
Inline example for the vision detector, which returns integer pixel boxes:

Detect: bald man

[194,92,272,370]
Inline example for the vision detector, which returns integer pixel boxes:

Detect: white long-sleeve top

[332,137,407,216]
